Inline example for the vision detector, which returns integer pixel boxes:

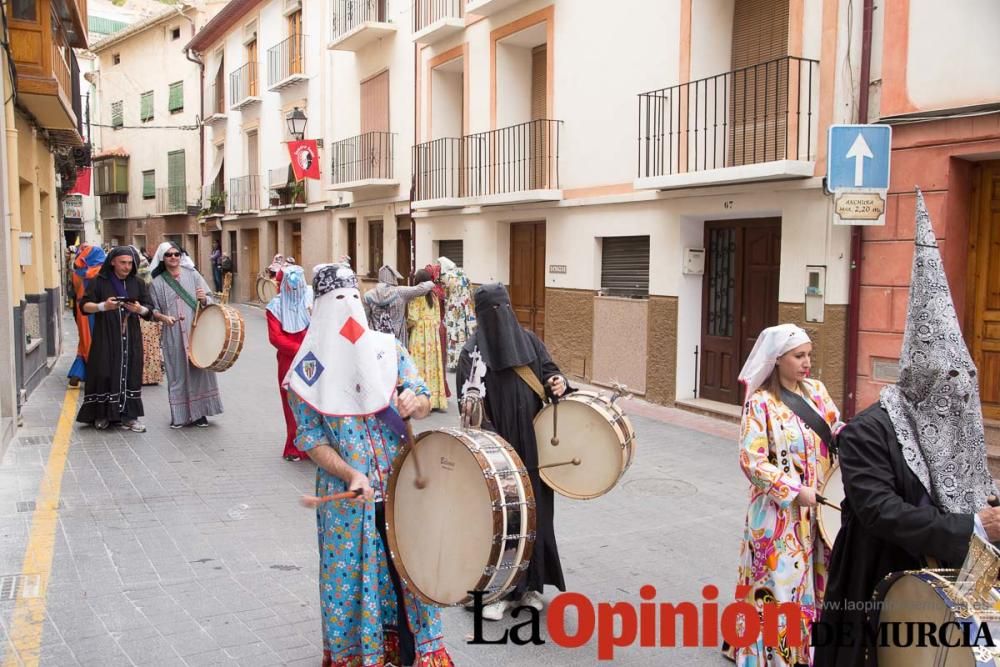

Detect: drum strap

[161,272,199,312]
[780,387,836,452]
[513,365,547,402]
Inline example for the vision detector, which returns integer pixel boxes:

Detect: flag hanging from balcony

[67,167,92,195]
[287,140,320,181]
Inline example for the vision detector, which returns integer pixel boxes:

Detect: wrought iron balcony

[229,63,260,110]
[412,119,562,207]
[413,0,463,44]
[328,0,394,51]
[329,131,396,191]
[100,197,128,220]
[156,186,195,215]
[201,184,226,216]
[268,34,306,91]
[637,56,820,189]
[228,175,261,214]
[267,166,306,208]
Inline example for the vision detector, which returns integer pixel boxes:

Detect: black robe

[814,404,973,667]
[457,331,569,597]
[75,273,155,425]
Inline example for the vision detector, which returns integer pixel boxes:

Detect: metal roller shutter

[601,236,649,297]
[438,240,464,270]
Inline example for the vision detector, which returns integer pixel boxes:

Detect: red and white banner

[287,140,320,181]
[67,166,91,195]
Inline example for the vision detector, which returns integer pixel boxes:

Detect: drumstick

[300,489,363,507]
[550,397,560,447]
[815,494,841,511]
[534,458,581,472]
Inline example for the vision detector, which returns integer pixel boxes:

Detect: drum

[533,391,636,500]
[386,428,535,607]
[256,276,278,303]
[188,304,245,372]
[874,569,1000,666]
[818,462,844,548]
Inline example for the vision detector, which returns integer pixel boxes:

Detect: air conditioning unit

[242,20,257,45]
[283,0,302,16]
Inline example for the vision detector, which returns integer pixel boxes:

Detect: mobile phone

[113,297,139,303]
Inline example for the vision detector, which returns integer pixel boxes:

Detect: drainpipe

[843,0,875,418]
[180,6,204,210]
[409,40,418,282]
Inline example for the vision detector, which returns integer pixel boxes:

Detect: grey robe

[150,267,224,425]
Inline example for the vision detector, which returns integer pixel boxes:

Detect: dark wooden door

[510,221,546,340]
[700,218,781,404]
[396,227,412,282]
[971,163,1000,420]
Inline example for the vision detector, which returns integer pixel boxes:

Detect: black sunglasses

[163,252,182,258]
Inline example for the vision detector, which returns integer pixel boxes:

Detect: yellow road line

[3,386,79,667]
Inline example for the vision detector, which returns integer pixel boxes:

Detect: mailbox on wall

[683,248,705,275]
[805,265,826,323]
[19,233,33,266]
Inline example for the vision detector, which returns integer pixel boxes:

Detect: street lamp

[286,107,308,141]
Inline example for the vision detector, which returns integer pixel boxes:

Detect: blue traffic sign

[827,124,892,191]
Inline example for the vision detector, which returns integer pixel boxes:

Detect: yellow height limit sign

[835,192,886,224]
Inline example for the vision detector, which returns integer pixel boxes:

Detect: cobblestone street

[0,306,743,666]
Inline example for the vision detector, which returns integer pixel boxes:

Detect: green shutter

[114,159,128,192]
[111,101,123,128]
[142,170,155,199]
[140,91,153,122]
[167,151,186,210]
[168,81,183,113]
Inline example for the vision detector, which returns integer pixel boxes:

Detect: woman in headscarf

[135,250,165,386]
[731,324,844,666]
[438,256,476,370]
[266,264,310,461]
[406,268,448,411]
[67,244,107,387]
[148,241,224,428]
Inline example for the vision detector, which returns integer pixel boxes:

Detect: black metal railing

[330,132,394,185]
[156,186,188,214]
[100,197,128,220]
[268,33,304,87]
[412,119,562,201]
[229,63,259,107]
[332,0,387,41]
[413,0,462,33]
[228,175,260,213]
[637,56,819,178]
[202,183,226,215]
[267,165,306,207]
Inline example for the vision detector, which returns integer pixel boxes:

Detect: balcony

[201,184,226,217]
[93,155,128,195]
[465,0,521,18]
[636,56,820,191]
[328,0,395,52]
[100,197,128,220]
[329,131,397,193]
[156,186,197,216]
[267,166,307,209]
[412,119,563,209]
[268,34,307,91]
[413,0,463,45]
[228,175,261,214]
[229,63,260,111]
[205,83,227,123]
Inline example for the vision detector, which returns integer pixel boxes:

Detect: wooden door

[346,219,357,268]
[529,45,547,190]
[396,228,412,281]
[361,71,390,133]
[288,10,303,75]
[246,39,258,96]
[510,222,546,340]
[246,228,260,279]
[247,130,259,176]
[700,218,781,404]
[291,221,302,264]
[971,163,1000,420]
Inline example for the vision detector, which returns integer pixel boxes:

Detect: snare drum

[256,276,278,303]
[188,304,245,372]
[386,428,535,607]
[818,462,844,549]
[533,391,636,499]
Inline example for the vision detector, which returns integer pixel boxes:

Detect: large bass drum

[256,276,278,303]
[533,391,636,499]
[188,304,245,372]
[874,569,1000,666]
[386,428,534,607]
[818,462,844,549]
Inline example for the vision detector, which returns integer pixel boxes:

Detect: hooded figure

[361,264,433,347]
[815,189,1000,667]
[67,244,108,385]
[283,264,453,667]
[75,246,156,430]
[266,265,311,460]
[456,283,572,620]
[437,256,476,370]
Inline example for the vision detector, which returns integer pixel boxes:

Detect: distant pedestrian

[438,256,476,370]
[362,264,433,347]
[67,244,107,387]
[210,239,223,292]
[406,268,448,411]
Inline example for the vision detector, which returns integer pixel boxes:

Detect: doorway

[970,162,1000,420]
[700,218,781,404]
[396,215,412,282]
[509,221,546,340]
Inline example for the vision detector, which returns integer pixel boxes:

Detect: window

[142,170,155,199]
[368,220,383,277]
[111,101,123,128]
[601,236,650,297]
[437,240,463,270]
[12,0,37,21]
[140,91,153,122]
[168,81,184,113]
[112,53,120,65]
[170,26,181,40]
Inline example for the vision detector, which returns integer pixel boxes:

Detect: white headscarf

[438,256,457,274]
[282,264,397,417]
[738,324,812,400]
[149,241,196,277]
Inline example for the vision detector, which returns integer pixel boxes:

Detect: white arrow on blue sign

[827,124,892,192]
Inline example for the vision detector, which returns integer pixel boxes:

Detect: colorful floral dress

[734,378,844,666]
[406,297,447,410]
[442,269,475,370]
[139,320,164,385]
[289,342,453,667]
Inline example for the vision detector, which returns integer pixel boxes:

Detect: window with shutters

[168,81,183,113]
[142,170,155,199]
[111,100,123,128]
[368,220,384,277]
[437,240,464,270]
[140,91,153,122]
[601,236,650,298]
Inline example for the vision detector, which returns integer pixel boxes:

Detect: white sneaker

[518,591,545,611]
[481,599,509,621]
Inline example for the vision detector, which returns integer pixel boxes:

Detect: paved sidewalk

[0,306,743,666]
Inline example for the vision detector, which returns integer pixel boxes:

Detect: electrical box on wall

[805,266,826,323]
[19,233,33,266]
[683,248,705,275]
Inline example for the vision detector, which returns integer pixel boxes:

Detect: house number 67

[724,200,735,209]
